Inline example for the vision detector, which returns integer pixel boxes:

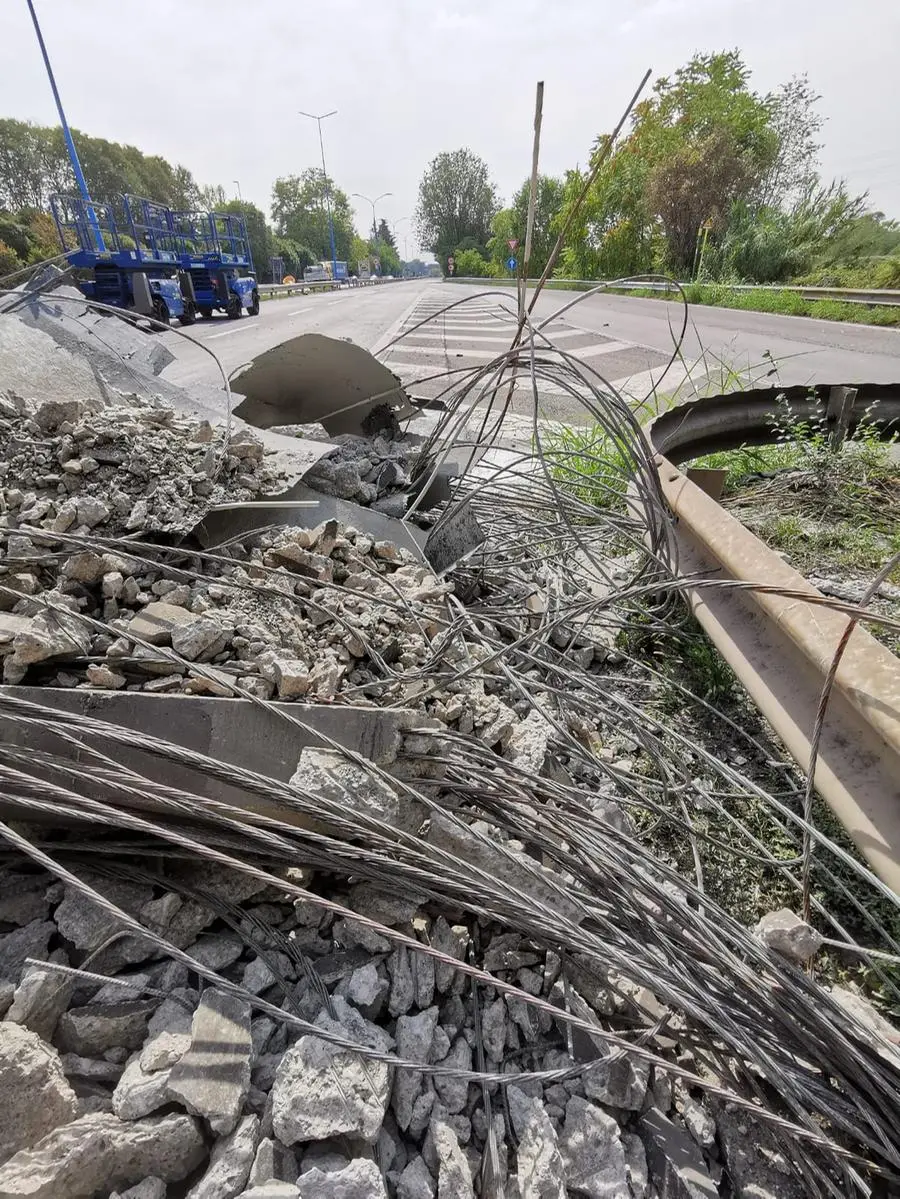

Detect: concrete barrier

[0,688,417,828]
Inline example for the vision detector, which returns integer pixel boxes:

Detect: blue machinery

[29,1,259,325]
[51,193,259,325]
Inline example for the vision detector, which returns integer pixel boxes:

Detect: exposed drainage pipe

[646,385,900,894]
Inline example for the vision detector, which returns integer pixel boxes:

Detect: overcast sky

[2,0,897,257]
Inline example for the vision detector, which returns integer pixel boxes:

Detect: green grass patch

[446,276,900,325]
[610,283,900,326]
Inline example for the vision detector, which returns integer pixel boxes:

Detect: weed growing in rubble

[540,423,632,510]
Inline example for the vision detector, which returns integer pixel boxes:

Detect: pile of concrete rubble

[2,850,827,1199]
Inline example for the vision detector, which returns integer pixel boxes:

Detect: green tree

[271,235,316,279]
[376,219,397,251]
[220,199,272,276]
[271,169,356,264]
[487,175,564,275]
[370,236,401,276]
[415,148,499,272]
[756,75,824,210]
[453,247,489,277]
[558,50,779,278]
[0,239,20,279]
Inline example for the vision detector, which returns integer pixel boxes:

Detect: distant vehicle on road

[304,261,349,283]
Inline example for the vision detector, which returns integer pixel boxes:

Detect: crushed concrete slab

[167,988,252,1135]
[0,315,109,408]
[231,333,408,436]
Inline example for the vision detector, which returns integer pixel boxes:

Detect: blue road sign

[506,256,517,270]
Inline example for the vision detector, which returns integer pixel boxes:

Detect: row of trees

[0,119,406,282]
[414,52,900,286]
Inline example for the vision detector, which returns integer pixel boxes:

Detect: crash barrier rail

[258,276,413,298]
[446,276,900,307]
[646,383,900,894]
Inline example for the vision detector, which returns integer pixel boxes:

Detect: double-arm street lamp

[352,192,393,243]
[299,109,338,280]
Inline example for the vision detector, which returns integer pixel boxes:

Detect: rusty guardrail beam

[646,387,900,893]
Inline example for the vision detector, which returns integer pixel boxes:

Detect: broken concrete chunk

[296,1158,387,1198]
[171,613,233,661]
[111,1050,173,1121]
[640,1107,718,1199]
[12,610,91,666]
[0,1111,205,1199]
[126,601,196,646]
[430,1119,474,1199]
[829,985,900,1067]
[560,1095,628,1199]
[291,747,401,826]
[186,1112,260,1199]
[56,1001,157,1057]
[507,1085,566,1198]
[753,909,822,965]
[0,919,55,984]
[4,964,74,1041]
[392,1006,440,1130]
[248,1136,298,1188]
[396,1155,436,1199]
[110,1178,168,1199]
[273,658,310,699]
[0,1021,78,1162]
[167,987,252,1135]
[271,996,392,1145]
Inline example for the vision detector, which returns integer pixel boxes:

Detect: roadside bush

[453,247,490,277]
[0,239,20,279]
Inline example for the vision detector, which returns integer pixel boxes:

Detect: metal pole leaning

[25,0,105,252]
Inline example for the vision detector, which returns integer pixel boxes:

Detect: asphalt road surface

[161,280,900,423]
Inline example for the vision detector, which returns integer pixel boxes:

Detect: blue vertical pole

[25,0,105,251]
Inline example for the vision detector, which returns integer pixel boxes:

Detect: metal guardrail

[258,277,411,299]
[646,384,900,893]
[447,277,900,308]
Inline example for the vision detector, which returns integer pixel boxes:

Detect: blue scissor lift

[172,208,259,320]
[50,192,188,325]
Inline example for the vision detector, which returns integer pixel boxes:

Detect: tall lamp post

[353,192,393,242]
[299,110,338,281]
[392,215,410,260]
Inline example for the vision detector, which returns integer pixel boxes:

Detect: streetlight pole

[25,0,105,251]
[299,110,338,281]
[352,192,393,244]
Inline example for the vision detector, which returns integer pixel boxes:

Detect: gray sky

[2,0,897,257]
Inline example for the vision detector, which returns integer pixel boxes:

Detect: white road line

[385,339,634,363]
[205,324,259,340]
[571,340,634,359]
[288,306,314,315]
